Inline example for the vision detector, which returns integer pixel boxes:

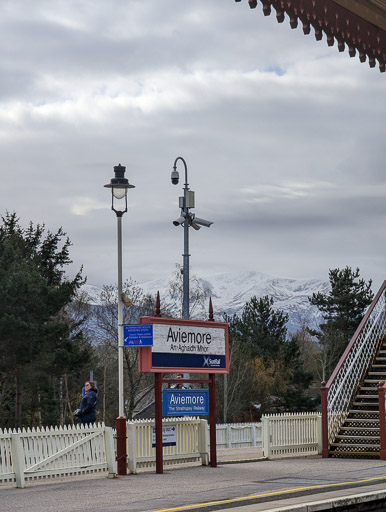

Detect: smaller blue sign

[162,389,209,416]
[124,324,153,346]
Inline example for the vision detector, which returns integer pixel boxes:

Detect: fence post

[199,419,209,465]
[378,382,386,460]
[11,433,25,488]
[226,425,232,448]
[127,422,138,474]
[320,381,329,458]
[104,427,117,478]
[262,416,270,458]
[251,424,257,447]
[317,415,323,454]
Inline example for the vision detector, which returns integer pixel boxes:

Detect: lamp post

[171,157,213,319]
[104,163,135,475]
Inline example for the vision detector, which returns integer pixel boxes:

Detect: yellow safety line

[150,475,386,512]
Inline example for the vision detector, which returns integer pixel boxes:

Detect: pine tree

[220,295,314,420]
[0,212,91,428]
[236,295,288,360]
[309,266,374,378]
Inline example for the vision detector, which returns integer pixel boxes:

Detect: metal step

[331,442,380,449]
[352,402,378,407]
[330,450,380,457]
[335,435,379,441]
[345,418,379,424]
[340,426,379,432]
[349,410,379,415]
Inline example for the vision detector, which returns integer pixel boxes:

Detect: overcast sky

[1,0,385,292]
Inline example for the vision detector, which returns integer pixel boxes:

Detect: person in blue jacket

[74,381,98,425]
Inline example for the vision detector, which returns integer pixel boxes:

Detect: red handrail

[326,281,386,389]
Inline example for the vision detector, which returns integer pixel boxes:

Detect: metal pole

[209,373,217,467]
[116,213,127,476]
[155,373,163,474]
[117,213,124,418]
[183,181,189,320]
[181,160,189,320]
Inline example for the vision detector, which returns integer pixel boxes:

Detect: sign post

[136,316,229,474]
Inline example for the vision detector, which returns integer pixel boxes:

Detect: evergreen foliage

[0,212,91,428]
[219,295,314,421]
[309,266,374,379]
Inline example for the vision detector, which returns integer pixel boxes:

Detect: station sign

[123,324,153,346]
[138,316,229,374]
[162,389,209,416]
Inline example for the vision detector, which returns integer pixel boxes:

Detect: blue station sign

[162,389,209,416]
[124,324,153,346]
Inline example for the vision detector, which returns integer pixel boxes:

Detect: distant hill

[82,271,330,334]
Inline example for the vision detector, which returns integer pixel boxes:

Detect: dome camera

[171,169,179,185]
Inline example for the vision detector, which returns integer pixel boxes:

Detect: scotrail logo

[203,356,221,368]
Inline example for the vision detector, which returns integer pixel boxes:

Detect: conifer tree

[309,266,373,378]
[0,212,91,428]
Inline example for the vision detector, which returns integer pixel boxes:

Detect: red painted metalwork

[320,381,329,458]
[155,291,161,317]
[155,373,163,474]
[235,0,386,72]
[378,381,386,460]
[208,297,214,322]
[115,416,127,475]
[209,373,217,467]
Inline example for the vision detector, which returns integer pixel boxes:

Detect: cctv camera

[171,169,179,185]
[173,215,185,226]
[191,221,201,231]
[192,216,213,228]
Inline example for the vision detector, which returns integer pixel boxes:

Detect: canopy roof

[235,0,386,72]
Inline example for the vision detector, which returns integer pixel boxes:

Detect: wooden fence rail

[127,417,209,474]
[262,413,322,459]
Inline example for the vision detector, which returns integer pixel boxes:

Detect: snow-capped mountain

[82,271,330,334]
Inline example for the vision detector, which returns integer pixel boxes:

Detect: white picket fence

[0,423,115,488]
[1,414,321,487]
[127,417,209,474]
[262,413,322,459]
[215,422,262,449]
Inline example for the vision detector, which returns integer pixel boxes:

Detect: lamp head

[104,164,135,198]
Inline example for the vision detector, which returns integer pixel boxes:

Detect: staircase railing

[321,281,386,457]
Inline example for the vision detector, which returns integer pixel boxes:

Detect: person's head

[85,381,96,393]
[176,373,183,379]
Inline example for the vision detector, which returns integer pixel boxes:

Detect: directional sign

[162,389,209,416]
[151,425,176,447]
[124,324,153,346]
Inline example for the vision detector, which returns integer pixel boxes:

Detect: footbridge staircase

[321,281,386,458]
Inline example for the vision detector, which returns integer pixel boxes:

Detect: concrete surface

[2,448,386,512]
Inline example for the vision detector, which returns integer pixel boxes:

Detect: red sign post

[137,316,229,473]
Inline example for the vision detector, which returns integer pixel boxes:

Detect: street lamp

[171,157,213,319]
[105,163,135,475]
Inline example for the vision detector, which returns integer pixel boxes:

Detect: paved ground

[2,448,386,512]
